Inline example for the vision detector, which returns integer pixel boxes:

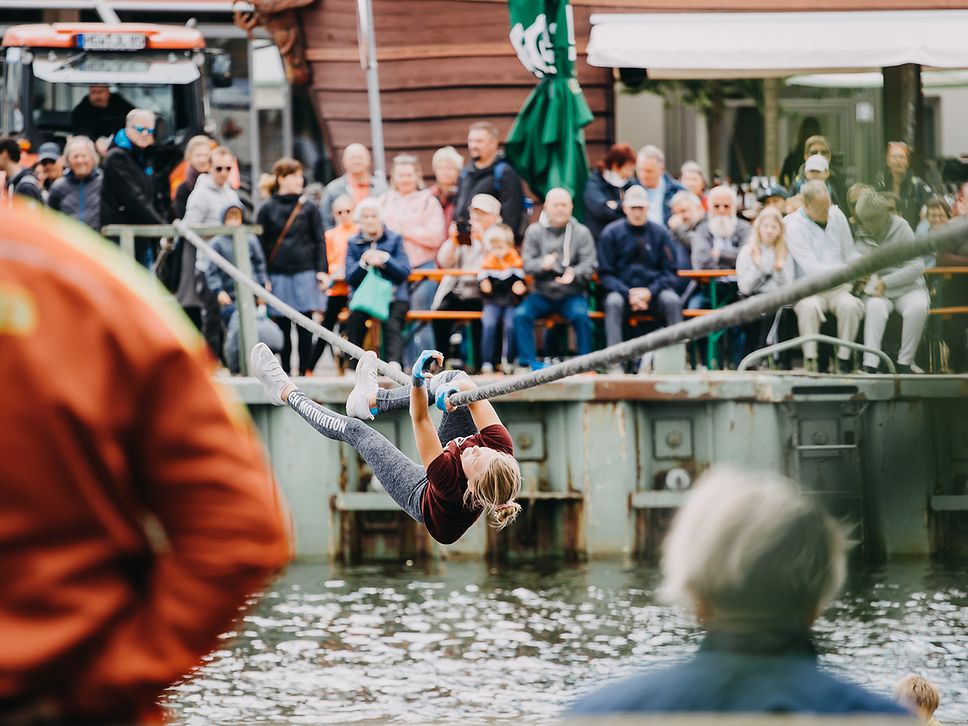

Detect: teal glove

[435,384,460,412]
[412,349,443,388]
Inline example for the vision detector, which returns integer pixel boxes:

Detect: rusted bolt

[665,431,683,449]
[813,431,829,445]
[517,433,534,450]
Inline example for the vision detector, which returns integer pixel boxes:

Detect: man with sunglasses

[101,108,166,266]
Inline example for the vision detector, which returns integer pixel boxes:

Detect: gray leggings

[285,370,476,523]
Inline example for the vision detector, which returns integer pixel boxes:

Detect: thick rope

[172,220,411,386]
[447,219,968,406]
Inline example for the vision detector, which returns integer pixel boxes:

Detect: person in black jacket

[583,143,636,240]
[257,157,329,375]
[453,121,527,240]
[0,136,43,203]
[47,136,103,230]
[100,109,165,266]
[874,141,933,231]
[598,186,684,356]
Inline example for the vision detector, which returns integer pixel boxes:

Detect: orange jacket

[0,202,291,722]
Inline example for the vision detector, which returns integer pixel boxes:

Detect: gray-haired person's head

[854,190,895,239]
[355,196,384,238]
[661,467,850,626]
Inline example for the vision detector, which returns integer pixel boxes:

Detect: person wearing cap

[33,141,63,196]
[784,180,864,373]
[431,192,500,369]
[597,186,684,363]
[852,190,929,374]
[875,141,934,231]
[757,184,788,212]
[514,188,597,370]
[0,136,43,203]
[791,135,846,211]
[47,136,103,231]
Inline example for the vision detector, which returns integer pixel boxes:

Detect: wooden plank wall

[299,0,622,177]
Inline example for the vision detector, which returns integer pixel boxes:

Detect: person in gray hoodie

[47,136,102,230]
[513,188,597,369]
[853,190,929,374]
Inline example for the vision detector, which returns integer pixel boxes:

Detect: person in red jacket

[0,201,291,724]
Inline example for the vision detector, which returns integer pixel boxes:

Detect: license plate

[78,33,146,51]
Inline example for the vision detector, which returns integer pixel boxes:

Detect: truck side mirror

[208,52,233,89]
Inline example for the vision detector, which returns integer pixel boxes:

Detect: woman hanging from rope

[251,343,522,543]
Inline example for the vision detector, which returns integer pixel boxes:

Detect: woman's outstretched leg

[251,343,426,522]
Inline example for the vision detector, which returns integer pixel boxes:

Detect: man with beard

[689,185,751,274]
[454,121,526,240]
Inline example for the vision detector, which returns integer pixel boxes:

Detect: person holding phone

[430,193,501,370]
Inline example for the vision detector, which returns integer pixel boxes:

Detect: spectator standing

[100,109,166,266]
[454,121,527,239]
[70,84,134,153]
[780,116,821,188]
[0,136,43,202]
[432,193,501,367]
[47,136,102,230]
[875,141,933,231]
[478,224,527,373]
[514,188,597,370]
[429,145,464,234]
[582,143,636,240]
[784,180,864,373]
[570,468,905,717]
[0,200,289,724]
[679,160,708,211]
[894,675,943,726]
[634,145,684,227]
[308,194,357,371]
[257,157,329,375]
[790,135,847,210]
[853,191,929,374]
[345,198,411,369]
[598,186,684,362]
[172,135,213,219]
[320,143,387,230]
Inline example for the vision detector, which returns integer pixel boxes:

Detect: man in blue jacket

[598,185,684,353]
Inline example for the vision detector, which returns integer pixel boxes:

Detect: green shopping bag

[348,267,393,321]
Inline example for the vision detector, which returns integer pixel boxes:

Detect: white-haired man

[320,144,388,229]
[570,468,907,716]
[785,180,864,373]
[689,185,752,272]
[634,145,684,227]
[47,137,102,230]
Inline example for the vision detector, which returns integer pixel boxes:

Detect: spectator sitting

[307,194,357,372]
[569,467,906,717]
[454,121,527,239]
[514,188,597,370]
[679,160,708,211]
[894,675,943,725]
[345,198,411,370]
[791,135,846,210]
[47,136,102,230]
[583,142,636,240]
[320,143,388,230]
[757,183,789,213]
[875,141,933,231]
[172,135,213,219]
[34,142,63,196]
[70,84,134,153]
[667,190,704,286]
[0,136,43,202]
[429,145,463,234]
[737,206,795,362]
[634,145,684,227]
[432,193,501,368]
[690,185,752,274]
[100,109,167,266]
[478,224,527,374]
[784,180,864,373]
[853,191,929,375]
[203,203,280,373]
[598,185,684,368]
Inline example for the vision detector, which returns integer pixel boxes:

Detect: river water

[169,559,967,724]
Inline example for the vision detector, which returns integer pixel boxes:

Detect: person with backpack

[453,121,527,241]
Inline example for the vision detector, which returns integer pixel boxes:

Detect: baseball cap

[624,185,649,208]
[804,154,829,173]
[757,184,788,203]
[36,142,61,163]
[470,193,501,216]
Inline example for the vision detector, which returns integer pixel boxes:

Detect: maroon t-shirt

[421,424,514,544]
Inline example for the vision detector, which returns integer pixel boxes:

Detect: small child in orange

[478,224,527,373]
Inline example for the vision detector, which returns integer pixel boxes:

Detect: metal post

[357,0,386,176]
[233,226,259,377]
[247,38,262,214]
[763,77,780,176]
[119,228,135,259]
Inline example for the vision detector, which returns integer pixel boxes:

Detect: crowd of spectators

[5,106,967,376]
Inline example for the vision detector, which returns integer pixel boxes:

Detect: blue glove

[412,349,442,388]
[435,384,460,412]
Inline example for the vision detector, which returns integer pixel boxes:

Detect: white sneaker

[480,362,495,374]
[250,342,292,406]
[346,351,379,420]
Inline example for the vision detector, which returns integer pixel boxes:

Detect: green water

[168,559,967,724]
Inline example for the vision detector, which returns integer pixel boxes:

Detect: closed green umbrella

[505,0,594,218]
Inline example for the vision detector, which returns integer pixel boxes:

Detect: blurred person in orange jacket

[0,201,291,724]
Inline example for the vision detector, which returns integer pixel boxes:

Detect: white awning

[587,10,968,79]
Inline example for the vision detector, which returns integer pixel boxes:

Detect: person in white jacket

[784,180,864,372]
[853,190,929,374]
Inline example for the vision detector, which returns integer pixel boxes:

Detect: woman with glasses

[790,135,846,210]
